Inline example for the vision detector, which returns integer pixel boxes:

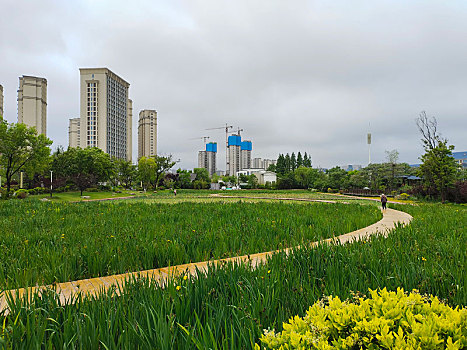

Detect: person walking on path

[380,193,388,210]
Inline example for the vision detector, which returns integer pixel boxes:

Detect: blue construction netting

[228,135,242,146]
[206,142,217,152]
[241,141,252,151]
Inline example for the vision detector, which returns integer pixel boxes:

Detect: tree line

[270,113,465,202]
[269,151,312,174]
[0,120,243,197]
[0,120,181,198]
[1,112,465,202]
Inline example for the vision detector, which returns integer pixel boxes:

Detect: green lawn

[34,190,148,202]
[0,201,465,349]
[0,197,381,289]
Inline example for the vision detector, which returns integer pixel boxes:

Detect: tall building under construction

[198,142,217,175]
[227,134,252,175]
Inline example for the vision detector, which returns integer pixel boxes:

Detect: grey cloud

[1,0,466,170]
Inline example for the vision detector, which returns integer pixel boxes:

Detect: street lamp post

[50,170,53,198]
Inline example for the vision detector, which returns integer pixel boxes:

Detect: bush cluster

[27,187,48,195]
[257,288,466,349]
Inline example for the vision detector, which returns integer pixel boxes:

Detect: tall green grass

[0,200,380,289]
[0,203,464,348]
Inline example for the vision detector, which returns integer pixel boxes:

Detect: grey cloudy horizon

[1,0,466,170]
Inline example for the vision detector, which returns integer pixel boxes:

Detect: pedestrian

[380,193,387,210]
[174,189,177,197]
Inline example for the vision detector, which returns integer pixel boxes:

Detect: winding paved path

[0,196,412,315]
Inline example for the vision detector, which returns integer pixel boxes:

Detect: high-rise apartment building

[198,142,217,175]
[127,99,133,161]
[17,76,47,135]
[253,157,264,169]
[263,159,277,170]
[227,134,242,176]
[68,118,80,148]
[0,84,4,118]
[138,109,157,159]
[198,151,207,169]
[241,141,252,170]
[79,68,132,161]
[227,135,253,175]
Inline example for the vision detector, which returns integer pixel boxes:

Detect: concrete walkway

[0,198,412,315]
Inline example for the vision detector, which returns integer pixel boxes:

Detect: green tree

[276,172,297,189]
[0,121,52,198]
[193,179,209,189]
[247,174,259,189]
[326,167,349,190]
[296,152,303,168]
[267,163,276,172]
[137,156,176,190]
[416,112,458,202]
[294,166,318,189]
[114,158,137,188]
[148,155,177,189]
[276,154,286,175]
[348,170,367,188]
[418,141,457,202]
[211,172,220,183]
[222,175,237,186]
[59,147,113,196]
[291,152,297,171]
[49,146,70,189]
[176,169,193,189]
[138,157,156,190]
[238,173,249,184]
[385,149,399,190]
[193,168,210,183]
[303,152,312,167]
[313,170,329,191]
[284,153,291,173]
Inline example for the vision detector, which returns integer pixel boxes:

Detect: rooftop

[452,151,467,160]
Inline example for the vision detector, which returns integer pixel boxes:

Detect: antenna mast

[367,123,372,165]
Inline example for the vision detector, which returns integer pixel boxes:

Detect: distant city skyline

[1,0,467,170]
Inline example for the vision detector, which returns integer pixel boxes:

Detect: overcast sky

[1,0,466,170]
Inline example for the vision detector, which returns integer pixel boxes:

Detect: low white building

[236,169,277,185]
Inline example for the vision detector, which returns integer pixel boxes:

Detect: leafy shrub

[257,288,466,349]
[86,187,99,192]
[399,184,413,193]
[15,189,28,199]
[446,181,467,204]
[28,187,47,195]
[399,193,410,200]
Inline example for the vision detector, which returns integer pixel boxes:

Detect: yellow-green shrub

[257,288,466,349]
[399,192,410,200]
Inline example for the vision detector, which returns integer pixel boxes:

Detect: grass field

[35,190,145,202]
[0,199,465,348]
[0,196,381,289]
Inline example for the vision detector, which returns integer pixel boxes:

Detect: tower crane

[206,123,233,174]
[188,136,210,146]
